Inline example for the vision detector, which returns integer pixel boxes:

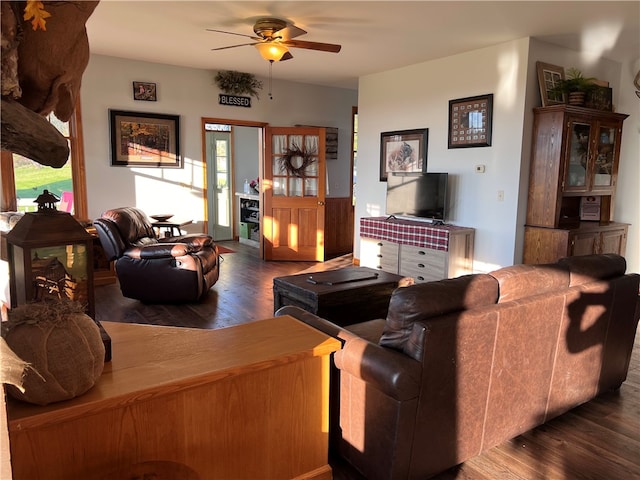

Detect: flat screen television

[385,172,448,221]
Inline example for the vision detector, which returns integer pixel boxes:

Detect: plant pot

[568,92,586,106]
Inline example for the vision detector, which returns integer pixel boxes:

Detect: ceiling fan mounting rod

[253,18,287,39]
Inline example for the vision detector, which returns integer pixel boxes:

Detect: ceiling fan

[207,17,342,62]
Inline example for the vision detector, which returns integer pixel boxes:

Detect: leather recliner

[93,207,220,303]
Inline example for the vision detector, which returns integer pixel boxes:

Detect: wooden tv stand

[6,317,340,480]
[359,216,475,282]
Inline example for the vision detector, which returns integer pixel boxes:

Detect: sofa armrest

[276,305,351,340]
[276,306,421,401]
[338,335,421,401]
[124,243,192,259]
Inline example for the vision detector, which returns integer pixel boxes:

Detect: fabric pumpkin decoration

[2,299,105,405]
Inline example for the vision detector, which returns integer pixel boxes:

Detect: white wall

[232,126,260,194]
[356,39,531,272]
[80,55,357,232]
[614,58,640,273]
[355,38,639,273]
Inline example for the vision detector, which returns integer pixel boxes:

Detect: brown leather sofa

[94,207,220,303]
[276,254,639,479]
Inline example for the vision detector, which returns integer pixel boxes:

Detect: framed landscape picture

[379,128,428,181]
[109,110,181,168]
[448,94,493,148]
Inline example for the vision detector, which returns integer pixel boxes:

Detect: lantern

[6,190,95,317]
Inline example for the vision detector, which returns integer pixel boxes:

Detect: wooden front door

[263,127,326,261]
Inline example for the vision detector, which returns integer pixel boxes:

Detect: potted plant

[551,68,597,106]
[214,70,263,99]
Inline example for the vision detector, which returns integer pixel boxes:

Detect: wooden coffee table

[273,266,404,326]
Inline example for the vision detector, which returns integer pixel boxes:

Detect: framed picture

[585,85,613,111]
[379,128,428,181]
[536,62,565,106]
[133,81,157,101]
[448,94,493,149]
[109,110,181,168]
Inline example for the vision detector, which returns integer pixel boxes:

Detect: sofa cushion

[379,274,498,355]
[490,263,569,303]
[346,319,386,344]
[558,253,626,286]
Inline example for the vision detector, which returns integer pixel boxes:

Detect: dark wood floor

[95,241,640,480]
[95,240,353,329]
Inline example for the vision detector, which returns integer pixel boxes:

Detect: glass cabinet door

[592,124,617,188]
[565,120,591,190]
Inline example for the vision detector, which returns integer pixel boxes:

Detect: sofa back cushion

[380,274,499,359]
[490,263,569,303]
[558,253,626,286]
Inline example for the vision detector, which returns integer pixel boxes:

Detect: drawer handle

[376,266,383,270]
[377,254,383,258]
[377,242,383,246]
[418,250,426,255]
[417,276,425,281]
[418,263,425,268]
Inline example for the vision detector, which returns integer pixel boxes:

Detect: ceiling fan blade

[206,28,261,41]
[281,39,341,53]
[211,42,260,51]
[279,24,307,40]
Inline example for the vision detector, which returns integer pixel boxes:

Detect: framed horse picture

[379,128,428,181]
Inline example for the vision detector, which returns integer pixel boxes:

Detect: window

[1,102,87,219]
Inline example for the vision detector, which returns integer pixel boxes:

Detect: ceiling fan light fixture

[255,42,289,62]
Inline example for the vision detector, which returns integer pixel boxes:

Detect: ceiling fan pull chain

[268,60,274,100]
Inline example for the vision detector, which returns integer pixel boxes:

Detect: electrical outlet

[475,164,485,173]
[497,190,504,202]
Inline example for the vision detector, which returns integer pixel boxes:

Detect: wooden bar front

[7,316,341,480]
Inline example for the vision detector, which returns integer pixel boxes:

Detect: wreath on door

[278,143,317,178]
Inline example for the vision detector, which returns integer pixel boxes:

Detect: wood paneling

[324,197,354,258]
[7,317,340,480]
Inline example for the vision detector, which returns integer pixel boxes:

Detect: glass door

[206,130,233,241]
[564,119,591,192]
[592,123,618,189]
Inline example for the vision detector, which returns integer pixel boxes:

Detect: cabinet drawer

[399,244,446,283]
[360,238,399,273]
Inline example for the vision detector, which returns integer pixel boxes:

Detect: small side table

[152,220,192,238]
[273,266,404,326]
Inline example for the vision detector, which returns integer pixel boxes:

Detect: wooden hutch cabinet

[524,105,629,264]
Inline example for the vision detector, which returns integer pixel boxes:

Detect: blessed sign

[219,94,251,108]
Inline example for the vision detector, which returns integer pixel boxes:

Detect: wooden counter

[7,316,341,480]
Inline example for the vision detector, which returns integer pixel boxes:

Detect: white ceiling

[86,1,640,90]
